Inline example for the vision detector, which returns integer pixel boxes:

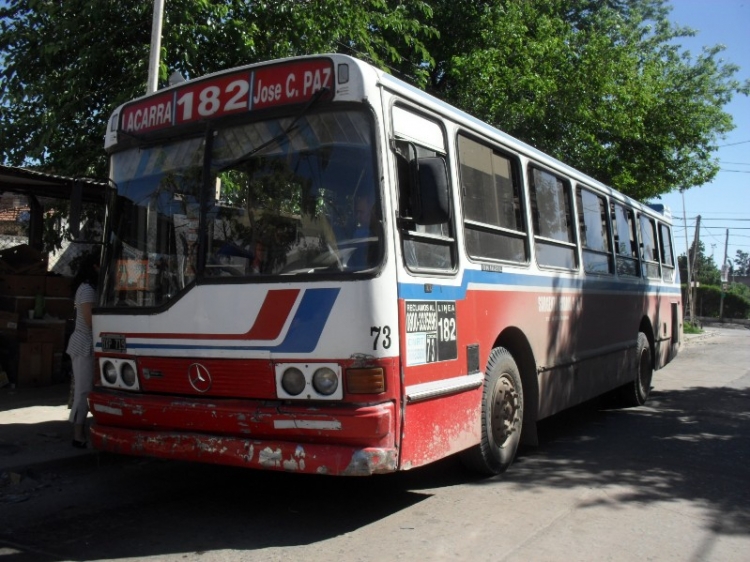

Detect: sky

[653,0,750,268]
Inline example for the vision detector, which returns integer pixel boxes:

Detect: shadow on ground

[488,384,750,538]
[1,383,748,560]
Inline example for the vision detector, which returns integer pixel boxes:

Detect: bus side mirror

[411,157,450,225]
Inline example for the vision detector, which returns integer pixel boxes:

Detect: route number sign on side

[405,300,457,366]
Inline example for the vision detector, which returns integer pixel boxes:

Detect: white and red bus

[89,54,682,475]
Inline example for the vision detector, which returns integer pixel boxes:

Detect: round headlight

[102,361,117,385]
[312,367,338,396]
[281,367,306,396]
[121,363,137,387]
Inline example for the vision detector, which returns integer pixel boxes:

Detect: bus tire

[460,347,524,475]
[619,332,653,407]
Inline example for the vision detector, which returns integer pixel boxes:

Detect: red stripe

[243,288,299,340]
[108,289,299,341]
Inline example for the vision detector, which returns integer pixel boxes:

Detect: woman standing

[66,254,99,448]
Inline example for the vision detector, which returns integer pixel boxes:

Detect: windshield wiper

[216,87,330,172]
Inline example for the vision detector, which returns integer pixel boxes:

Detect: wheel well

[639,316,655,368]
[493,327,539,445]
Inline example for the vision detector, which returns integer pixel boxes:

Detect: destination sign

[120,58,335,135]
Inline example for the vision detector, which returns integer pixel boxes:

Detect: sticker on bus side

[405,300,457,366]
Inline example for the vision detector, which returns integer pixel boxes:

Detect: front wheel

[460,347,524,475]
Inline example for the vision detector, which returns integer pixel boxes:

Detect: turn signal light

[346,367,386,394]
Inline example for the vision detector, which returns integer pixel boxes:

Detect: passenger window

[458,134,528,263]
[639,214,661,279]
[528,166,577,269]
[611,202,640,277]
[576,186,613,274]
[658,223,675,282]
[392,107,455,272]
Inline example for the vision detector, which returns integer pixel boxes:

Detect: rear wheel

[619,332,653,407]
[460,347,524,475]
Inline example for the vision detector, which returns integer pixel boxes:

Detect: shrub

[682,284,750,319]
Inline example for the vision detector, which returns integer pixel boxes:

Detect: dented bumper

[88,390,398,476]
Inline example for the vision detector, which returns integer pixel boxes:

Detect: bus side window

[458,133,528,263]
[639,214,661,279]
[576,186,614,274]
[612,202,640,277]
[659,222,676,282]
[394,140,456,272]
[528,165,577,270]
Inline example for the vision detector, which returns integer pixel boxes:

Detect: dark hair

[71,253,100,296]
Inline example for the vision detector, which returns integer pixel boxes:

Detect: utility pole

[719,229,729,321]
[681,191,692,324]
[146,0,165,94]
[689,215,701,323]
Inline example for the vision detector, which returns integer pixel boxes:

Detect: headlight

[281,367,306,396]
[312,367,338,396]
[102,361,118,384]
[98,358,140,391]
[275,363,343,400]
[121,363,137,387]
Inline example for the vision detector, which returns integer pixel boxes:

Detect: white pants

[69,355,95,425]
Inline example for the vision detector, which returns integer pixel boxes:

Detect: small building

[0,165,106,388]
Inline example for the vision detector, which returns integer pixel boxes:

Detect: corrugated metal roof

[0,164,107,203]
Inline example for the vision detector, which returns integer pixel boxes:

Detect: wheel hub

[491,375,520,446]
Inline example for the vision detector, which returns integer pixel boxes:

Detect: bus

[88,54,682,476]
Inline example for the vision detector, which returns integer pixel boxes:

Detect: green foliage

[678,240,721,286]
[727,281,750,301]
[422,0,748,200]
[733,250,749,276]
[0,0,747,202]
[684,284,750,319]
[0,0,156,177]
[682,320,702,334]
[0,0,435,177]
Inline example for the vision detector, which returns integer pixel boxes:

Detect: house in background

[0,165,106,388]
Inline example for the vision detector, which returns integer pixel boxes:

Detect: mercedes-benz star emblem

[187,363,212,393]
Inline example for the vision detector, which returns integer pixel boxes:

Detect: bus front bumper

[90,425,398,475]
[88,390,398,476]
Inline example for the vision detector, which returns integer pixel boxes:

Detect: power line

[679,223,750,228]
[718,139,750,147]
[674,217,750,222]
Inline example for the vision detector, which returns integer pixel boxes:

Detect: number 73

[370,326,392,350]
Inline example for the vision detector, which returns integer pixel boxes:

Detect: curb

[683,329,717,346]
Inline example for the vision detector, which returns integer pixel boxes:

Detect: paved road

[1,326,748,561]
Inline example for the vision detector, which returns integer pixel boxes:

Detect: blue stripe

[100,287,341,353]
[397,269,682,300]
[272,287,340,353]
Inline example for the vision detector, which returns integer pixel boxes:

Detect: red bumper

[88,390,398,476]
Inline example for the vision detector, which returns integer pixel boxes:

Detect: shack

[0,165,106,388]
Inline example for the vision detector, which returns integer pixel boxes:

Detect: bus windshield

[102,108,381,308]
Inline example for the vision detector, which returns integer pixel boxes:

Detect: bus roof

[104,53,672,224]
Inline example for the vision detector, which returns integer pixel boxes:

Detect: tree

[733,250,750,276]
[678,240,720,287]
[1,0,747,201]
[420,0,749,200]
[0,0,434,178]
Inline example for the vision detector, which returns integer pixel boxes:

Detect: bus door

[387,102,482,469]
